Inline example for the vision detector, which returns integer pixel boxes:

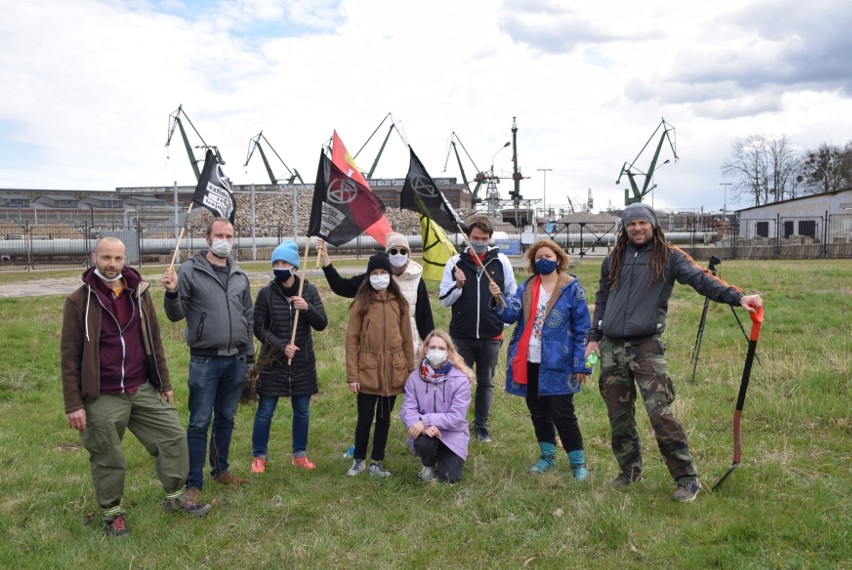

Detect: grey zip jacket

[164,251,254,359]
[588,241,743,341]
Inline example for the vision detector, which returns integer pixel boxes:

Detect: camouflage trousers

[598,336,697,482]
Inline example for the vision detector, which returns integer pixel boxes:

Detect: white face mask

[210,238,233,258]
[426,348,448,368]
[93,267,123,283]
[388,253,408,269]
[369,274,391,291]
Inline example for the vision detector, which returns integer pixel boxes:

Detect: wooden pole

[287,238,311,365]
[168,203,194,271]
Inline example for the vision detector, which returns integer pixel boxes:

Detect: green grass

[0,258,849,569]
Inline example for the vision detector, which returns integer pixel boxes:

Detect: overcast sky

[2,0,851,213]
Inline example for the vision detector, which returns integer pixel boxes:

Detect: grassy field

[0,258,849,569]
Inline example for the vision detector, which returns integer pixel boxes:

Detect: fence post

[25,221,32,272]
[775,213,781,259]
[822,210,829,259]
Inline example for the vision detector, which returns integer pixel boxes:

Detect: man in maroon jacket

[61,237,211,538]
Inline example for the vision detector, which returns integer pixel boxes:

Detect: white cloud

[0,0,850,215]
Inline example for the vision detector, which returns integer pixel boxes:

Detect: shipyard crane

[353,113,407,179]
[165,104,224,181]
[616,118,677,205]
[244,131,304,184]
[442,132,487,205]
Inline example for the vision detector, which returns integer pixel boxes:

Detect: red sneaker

[251,457,266,474]
[291,456,316,470]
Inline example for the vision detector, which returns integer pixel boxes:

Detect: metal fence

[2,214,851,272]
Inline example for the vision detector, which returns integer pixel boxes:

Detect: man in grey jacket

[584,203,762,503]
[162,217,254,502]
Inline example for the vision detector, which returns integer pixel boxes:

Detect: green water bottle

[585,352,599,368]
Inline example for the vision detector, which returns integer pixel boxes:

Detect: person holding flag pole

[161,151,253,503]
[399,147,516,444]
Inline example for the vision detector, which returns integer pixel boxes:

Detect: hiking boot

[568,450,589,481]
[672,479,702,502]
[163,494,212,517]
[530,442,556,474]
[572,464,589,481]
[419,465,436,482]
[347,459,365,477]
[251,457,267,474]
[292,456,316,470]
[474,427,492,443]
[342,444,355,459]
[104,514,130,538]
[611,472,644,487]
[369,461,392,478]
[214,471,248,487]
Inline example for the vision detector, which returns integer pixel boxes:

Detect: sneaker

[475,427,492,443]
[163,495,212,517]
[572,464,589,482]
[347,459,366,477]
[251,457,267,474]
[369,461,392,478]
[342,444,355,459]
[104,514,130,538]
[611,472,644,487]
[214,471,248,487]
[292,456,316,470]
[672,479,702,502]
[419,465,436,482]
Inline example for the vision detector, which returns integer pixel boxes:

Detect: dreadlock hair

[349,272,408,318]
[608,225,673,290]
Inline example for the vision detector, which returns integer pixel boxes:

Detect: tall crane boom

[616,118,677,205]
[165,104,224,181]
[443,132,485,204]
[244,131,303,185]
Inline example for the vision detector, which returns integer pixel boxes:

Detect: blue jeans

[252,395,311,458]
[186,354,247,489]
[453,337,502,430]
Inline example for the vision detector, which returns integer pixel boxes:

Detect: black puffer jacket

[253,277,327,397]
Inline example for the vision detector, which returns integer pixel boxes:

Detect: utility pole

[720,182,732,216]
[537,168,552,222]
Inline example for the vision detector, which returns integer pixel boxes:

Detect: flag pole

[168,202,194,271]
[288,237,311,366]
[454,221,507,308]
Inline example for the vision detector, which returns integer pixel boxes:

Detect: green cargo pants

[80,382,188,510]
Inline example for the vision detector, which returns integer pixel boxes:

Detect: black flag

[400,146,463,233]
[192,149,236,224]
[308,152,387,246]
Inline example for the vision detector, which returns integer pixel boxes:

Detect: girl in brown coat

[345,252,415,477]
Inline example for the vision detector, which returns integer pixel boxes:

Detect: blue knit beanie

[271,240,300,269]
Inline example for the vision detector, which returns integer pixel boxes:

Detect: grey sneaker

[163,496,212,517]
[369,461,392,478]
[475,427,492,443]
[672,479,702,502]
[346,459,366,477]
[419,465,436,482]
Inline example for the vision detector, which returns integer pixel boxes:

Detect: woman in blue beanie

[250,240,327,474]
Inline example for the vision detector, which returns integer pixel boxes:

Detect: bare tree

[801,142,850,194]
[721,134,805,206]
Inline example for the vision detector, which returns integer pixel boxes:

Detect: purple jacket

[400,363,471,461]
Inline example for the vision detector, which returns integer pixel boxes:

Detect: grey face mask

[210,239,233,258]
[469,240,489,255]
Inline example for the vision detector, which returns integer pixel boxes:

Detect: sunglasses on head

[388,248,408,256]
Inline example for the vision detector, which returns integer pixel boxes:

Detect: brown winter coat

[61,269,171,414]
[345,290,414,397]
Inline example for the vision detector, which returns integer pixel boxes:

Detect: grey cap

[622,203,658,229]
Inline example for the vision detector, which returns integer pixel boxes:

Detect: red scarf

[512,276,541,385]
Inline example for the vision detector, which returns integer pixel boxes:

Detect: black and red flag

[308,152,387,246]
[192,149,237,224]
[400,146,464,233]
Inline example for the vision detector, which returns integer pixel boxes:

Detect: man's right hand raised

[161,268,178,293]
[454,266,466,289]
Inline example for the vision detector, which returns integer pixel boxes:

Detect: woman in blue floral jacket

[489,239,592,480]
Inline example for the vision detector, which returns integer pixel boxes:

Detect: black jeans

[525,362,583,452]
[453,337,502,430]
[413,435,466,483]
[354,394,397,462]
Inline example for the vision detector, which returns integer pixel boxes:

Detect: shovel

[712,305,764,492]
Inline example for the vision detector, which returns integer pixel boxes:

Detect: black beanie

[367,251,393,274]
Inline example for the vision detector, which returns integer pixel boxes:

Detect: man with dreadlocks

[584,203,762,502]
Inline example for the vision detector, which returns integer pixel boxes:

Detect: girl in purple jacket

[400,331,473,483]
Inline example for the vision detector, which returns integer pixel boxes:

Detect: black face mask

[274,268,292,283]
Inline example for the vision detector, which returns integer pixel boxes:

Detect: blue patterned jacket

[493,272,592,397]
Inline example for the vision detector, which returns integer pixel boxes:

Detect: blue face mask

[535,258,558,275]
[274,268,292,283]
